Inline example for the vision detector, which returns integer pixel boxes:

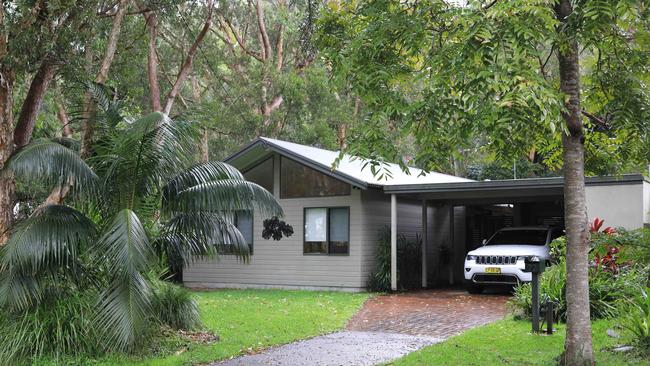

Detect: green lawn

[388,318,649,366]
[94,289,369,366]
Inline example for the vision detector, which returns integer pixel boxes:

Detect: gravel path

[212,331,441,366]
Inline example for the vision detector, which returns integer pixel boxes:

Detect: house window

[280,157,351,198]
[304,207,349,255]
[234,211,253,254]
[243,157,274,193]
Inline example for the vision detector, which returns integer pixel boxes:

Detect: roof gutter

[383,174,646,194]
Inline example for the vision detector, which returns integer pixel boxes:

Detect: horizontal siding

[184,154,366,290]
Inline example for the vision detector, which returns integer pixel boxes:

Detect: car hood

[468,245,550,258]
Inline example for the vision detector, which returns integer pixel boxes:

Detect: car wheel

[465,281,483,294]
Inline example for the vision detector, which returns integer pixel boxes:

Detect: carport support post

[421,200,428,288]
[391,194,398,291]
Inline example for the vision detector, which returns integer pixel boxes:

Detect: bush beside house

[509,220,650,354]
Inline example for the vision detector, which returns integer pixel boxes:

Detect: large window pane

[303,207,350,255]
[304,208,327,254]
[281,157,351,198]
[305,208,327,241]
[329,208,349,254]
[243,157,274,193]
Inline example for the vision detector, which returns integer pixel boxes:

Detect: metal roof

[224,137,472,189]
[224,138,646,198]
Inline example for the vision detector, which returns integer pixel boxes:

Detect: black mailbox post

[523,256,545,333]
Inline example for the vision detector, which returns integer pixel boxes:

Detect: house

[183,137,650,292]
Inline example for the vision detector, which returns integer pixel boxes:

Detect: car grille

[476,255,518,265]
[473,274,519,285]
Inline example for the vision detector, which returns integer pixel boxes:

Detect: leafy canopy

[317,0,650,175]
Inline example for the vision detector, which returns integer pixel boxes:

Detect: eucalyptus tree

[318,0,649,364]
[0,90,281,355]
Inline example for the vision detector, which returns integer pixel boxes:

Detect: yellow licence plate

[485,267,501,274]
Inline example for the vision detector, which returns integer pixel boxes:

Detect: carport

[384,174,648,291]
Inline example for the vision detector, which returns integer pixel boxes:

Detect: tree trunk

[337,123,347,149]
[198,128,209,163]
[13,60,56,148]
[0,66,15,245]
[79,0,128,158]
[556,0,594,364]
[145,12,162,112]
[56,99,73,138]
[162,1,213,115]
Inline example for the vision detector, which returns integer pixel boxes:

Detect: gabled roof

[224,137,472,189]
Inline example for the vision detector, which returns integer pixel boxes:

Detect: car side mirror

[481,238,487,246]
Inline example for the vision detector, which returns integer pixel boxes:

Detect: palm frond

[162,162,245,203]
[0,205,96,310]
[94,209,152,274]
[86,82,123,128]
[164,179,283,218]
[90,113,195,212]
[157,212,250,266]
[94,273,151,351]
[6,139,98,195]
[92,209,153,351]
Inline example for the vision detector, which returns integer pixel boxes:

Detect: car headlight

[466,255,477,261]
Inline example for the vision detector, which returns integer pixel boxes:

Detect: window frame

[302,206,350,256]
[280,157,351,199]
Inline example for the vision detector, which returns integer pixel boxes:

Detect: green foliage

[0,293,102,365]
[596,228,650,265]
[367,227,392,292]
[622,287,650,354]
[1,94,283,361]
[367,226,421,291]
[318,0,650,176]
[511,260,648,322]
[549,236,567,264]
[511,259,567,321]
[150,281,201,331]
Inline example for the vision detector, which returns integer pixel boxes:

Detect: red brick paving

[346,289,510,339]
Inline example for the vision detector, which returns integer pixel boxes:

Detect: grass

[91,289,369,366]
[388,317,650,366]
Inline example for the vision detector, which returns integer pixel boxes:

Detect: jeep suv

[463,226,562,294]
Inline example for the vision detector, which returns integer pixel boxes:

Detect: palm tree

[0,88,282,354]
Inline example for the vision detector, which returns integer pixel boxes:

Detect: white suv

[463,226,562,294]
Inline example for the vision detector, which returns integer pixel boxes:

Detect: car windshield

[487,229,548,246]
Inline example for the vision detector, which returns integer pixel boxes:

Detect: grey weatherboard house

[183,137,650,292]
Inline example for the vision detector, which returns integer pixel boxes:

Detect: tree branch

[163,1,214,115]
[256,0,272,61]
[225,18,263,62]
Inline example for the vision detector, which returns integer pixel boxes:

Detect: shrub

[621,287,650,354]
[510,260,647,321]
[151,281,202,330]
[0,292,102,365]
[367,227,392,292]
[511,259,566,321]
[549,236,566,264]
[367,226,422,291]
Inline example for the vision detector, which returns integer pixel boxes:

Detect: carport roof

[383,174,647,202]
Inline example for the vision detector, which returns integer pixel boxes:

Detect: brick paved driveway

[346,289,510,339]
